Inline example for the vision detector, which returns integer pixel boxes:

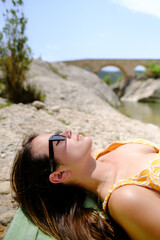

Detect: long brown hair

[11,134,127,240]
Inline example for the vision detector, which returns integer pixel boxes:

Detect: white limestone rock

[0,210,16,225]
[0,182,11,194]
[51,106,60,112]
[32,100,46,109]
[121,78,160,102]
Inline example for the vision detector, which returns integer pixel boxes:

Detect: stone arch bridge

[63,59,160,82]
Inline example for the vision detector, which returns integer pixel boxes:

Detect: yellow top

[94,139,160,212]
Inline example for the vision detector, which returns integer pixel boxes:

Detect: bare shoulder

[108,185,144,212]
[108,185,160,240]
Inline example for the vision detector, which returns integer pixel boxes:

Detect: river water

[116,101,160,127]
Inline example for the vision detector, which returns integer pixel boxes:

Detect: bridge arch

[96,63,127,78]
[98,65,124,85]
[134,65,146,78]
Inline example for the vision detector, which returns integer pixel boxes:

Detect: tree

[0,0,44,103]
[103,75,111,85]
[145,61,160,79]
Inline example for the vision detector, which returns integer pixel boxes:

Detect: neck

[73,156,116,202]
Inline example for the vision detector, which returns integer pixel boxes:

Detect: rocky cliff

[1,59,160,239]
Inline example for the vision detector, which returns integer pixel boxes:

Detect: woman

[11,129,160,240]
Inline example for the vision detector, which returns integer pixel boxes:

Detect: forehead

[31,133,52,157]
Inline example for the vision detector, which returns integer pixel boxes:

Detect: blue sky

[1,0,160,65]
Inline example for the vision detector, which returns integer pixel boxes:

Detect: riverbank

[1,59,160,239]
[116,101,160,127]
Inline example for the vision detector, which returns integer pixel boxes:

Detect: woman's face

[31,129,92,172]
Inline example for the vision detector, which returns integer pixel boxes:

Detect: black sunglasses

[49,135,66,172]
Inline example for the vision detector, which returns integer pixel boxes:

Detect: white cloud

[112,0,160,19]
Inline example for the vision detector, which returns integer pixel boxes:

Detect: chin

[85,136,92,148]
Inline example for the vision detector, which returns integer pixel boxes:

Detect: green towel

[4,208,53,240]
[4,197,102,240]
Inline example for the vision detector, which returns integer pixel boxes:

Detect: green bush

[145,61,160,79]
[102,75,111,85]
[0,0,44,103]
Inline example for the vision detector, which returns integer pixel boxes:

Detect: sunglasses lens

[49,135,66,172]
[49,135,66,141]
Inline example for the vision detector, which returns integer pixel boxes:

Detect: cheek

[56,137,92,168]
[69,137,92,160]
[54,143,66,166]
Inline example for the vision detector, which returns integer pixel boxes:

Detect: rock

[32,101,46,109]
[0,207,11,216]
[121,78,160,102]
[0,98,7,105]
[0,225,4,233]
[18,103,24,106]
[0,181,11,194]
[0,166,10,181]
[48,61,120,107]
[51,106,60,112]
[0,224,5,239]
[0,210,16,225]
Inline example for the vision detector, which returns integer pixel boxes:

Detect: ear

[49,170,71,184]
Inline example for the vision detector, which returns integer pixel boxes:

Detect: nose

[62,129,72,138]
[66,129,72,138]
